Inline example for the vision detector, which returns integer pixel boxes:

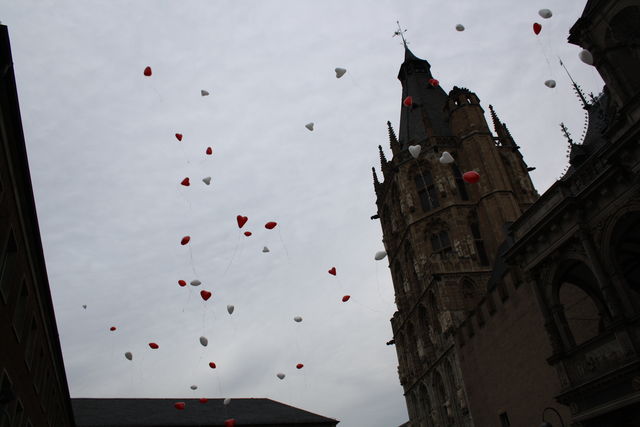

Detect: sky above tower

[1,1,603,426]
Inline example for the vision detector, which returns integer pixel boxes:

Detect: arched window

[415,171,439,212]
[432,371,449,424]
[428,292,441,333]
[462,280,476,311]
[469,222,489,266]
[611,212,640,291]
[419,382,433,426]
[451,163,469,201]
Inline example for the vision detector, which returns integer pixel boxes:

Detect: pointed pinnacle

[387,121,398,148]
[378,145,387,168]
[488,105,501,134]
[372,167,380,186]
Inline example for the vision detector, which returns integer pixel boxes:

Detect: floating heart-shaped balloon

[296,363,304,369]
[201,90,210,96]
[374,250,387,261]
[143,66,152,76]
[455,24,465,31]
[579,49,594,65]
[342,295,351,302]
[439,151,455,164]
[82,304,87,309]
[244,231,252,237]
[190,385,198,390]
[174,402,185,410]
[181,177,190,186]
[223,398,231,405]
[294,316,303,323]
[178,280,187,287]
[181,236,190,245]
[190,279,202,286]
[276,373,285,380]
[237,215,248,228]
[463,171,480,184]
[209,362,216,369]
[544,79,556,88]
[408,145,421,159]
[265,221,277,229]
[533,23,542,35]
[200,290,212,301]
[200,336,208,347]
[305,122,314,131]
[227,305,235,314]
[335,67,347,78]
[202,177,212,185]
[199,398,208,403]
[262,246,270,253]
[124,352,133,360]
[110,326,116,331]
[428,78,439,87]
[328,267,336,276]
[206,147,212,155]
[403,96,413,107]
[175,133,183,141]
[224,419,236,427]
[149,342,159,349]
[538,8,552,19]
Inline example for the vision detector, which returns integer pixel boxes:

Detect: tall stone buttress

[373,47,538,426]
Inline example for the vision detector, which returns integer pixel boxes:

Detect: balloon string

[188,245,198,276]
[222,233,242,277]
[277,228,290,262]
[352,299,383,314]
[536,38,553,76]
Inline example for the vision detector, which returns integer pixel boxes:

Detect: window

[470,223,489,266]
[451,163,469,201]
[12,280,29,340]
[431,230,452,254]
[499,411,511,427]
[0,232,18,303]
[415,172,439,212]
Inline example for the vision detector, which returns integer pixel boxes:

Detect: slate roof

[72,398,339,427]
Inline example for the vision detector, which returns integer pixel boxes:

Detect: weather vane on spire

[394,20,409,48]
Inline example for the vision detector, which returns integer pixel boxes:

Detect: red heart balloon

[224,419,236,427]
[533,23,542,35]
[342,295,351,302]
[236,215,248,228]
[181,177,190,186]
[178,280,187,287]
[328,267,336,276]
[209,362,216,369]
[244,231,252,237]
[206,147,212,155]
[174,402,185,410]
[296,363,304,369]
[149,342,159,349]
[181,236,191,245]
[462,171,480,184]
[143,66,152,76]
[200,290,212,301]
[403,96,413,107]
[175,133,183,141]
[199,398,208,404]
[110,326,116,331]
[429,78,439,87]
[265,221,277,230]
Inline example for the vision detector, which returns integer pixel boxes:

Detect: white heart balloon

[305,122,314,131]
[374,250,387,261]
[408,145,421,159]
[223,398,231,406]
[199,336,208,347]
[544,79,556,88]
[202,176,212,185]
[124,352,133,361]
[262,246,270,253]
[579,49,594,65]
[82,304,87,309]
[276,373,285,380]
[439,151,455,164]
[200,90,210,96]
[538,9,552,19]
[294,316,303,323]
[190,385,198,390]
[335,67,347,78]
[190,279,202,286]
[227,304,234,315]
[455,24,465,31]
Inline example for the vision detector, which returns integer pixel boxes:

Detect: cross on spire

[394,21,409,48]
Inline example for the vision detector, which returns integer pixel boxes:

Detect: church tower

[373,45,538,426]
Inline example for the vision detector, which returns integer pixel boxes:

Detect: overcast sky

[2,1,603,426]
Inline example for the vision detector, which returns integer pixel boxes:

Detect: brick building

[375,1,640,426]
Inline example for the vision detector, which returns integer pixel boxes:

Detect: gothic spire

[559,58,589,109]
[387,121,399,150]
[378,145,388,169]
[372,167,380,188]
[488,104,515,147]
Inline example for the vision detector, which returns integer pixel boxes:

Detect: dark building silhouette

[376,1,640,426]
[0,25,76,427]
[72,398,339,427]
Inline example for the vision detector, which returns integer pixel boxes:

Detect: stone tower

[372,46,538,426]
